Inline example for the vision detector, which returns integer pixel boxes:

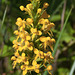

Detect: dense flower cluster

[11,0,55,75]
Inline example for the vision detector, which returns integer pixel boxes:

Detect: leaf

[71,56,75,60]
[2,0,6,3]
[9,36,15,42]
[1,45,12,57]
[58,68,69,75]
[37,73,41,75]
[36,58,43,62]
[69,61,75,75]
[66,22,75,35]
[50,15,61,22]
[2,45,8,56]
[60,30,74,43]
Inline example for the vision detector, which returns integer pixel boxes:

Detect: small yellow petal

[26,36,31,40]
[38,31,42,35]
[14,52,19,57]
[26,18,33,25]
[32,60,37,66]
[47,65,52,71]
[11,56,16,60]
[37,8,42,14]
[17,17,22,21]
[14,30,19,35]
[35,69,39,73]
[28,46,33,51]
[22,53,25,57]
[32,34,36,40]
[39,36,46,42]
[23,70,27,75]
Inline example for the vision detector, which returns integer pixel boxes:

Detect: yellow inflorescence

[11,0,55,75]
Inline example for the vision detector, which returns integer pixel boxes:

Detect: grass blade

[52,7,73,57]
[69,61,75,75]
[1,6,7,30]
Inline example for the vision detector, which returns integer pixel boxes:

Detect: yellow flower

[31,28,42,40]
[12,40,18,49]
[39,51,44,59]
[26,36,31,40]
[37,8,42,14]
[26,3,33,10]
[39,18,44,24]
[39,36,47,44]
[46,65,52,75]
[14,52,20,57]
[17,17,22,21]
[40,36,55,51]
[22,53,25,57]
[16,18,26,28]
[32,60,40,73]
[14,30,19,35]
[21,65,29,75]
[23,41,33,51]
[13,61,17,69]
[34,48,44,60]
[23,69,27,75]
[43,3,49,8]
[24,4,33,18]
[44,51,53,64]
[31,28,37,33]
[12,39,17,44]
[21,65,25,70]
[22,66,28,75]
[19,32,25,39]
[12,52,29,67]
[44,19,50,24]
[47,65,52,70]
[12,0,55,74]
[46,52,54,59]
[26,18,33,25]
[42,22,55,31]
[34,48,39,54]
[11,56,16,60]
[20,6,25,11]
[13,44,18,49]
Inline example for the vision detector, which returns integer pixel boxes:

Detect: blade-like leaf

[69,61,75,75]
[52,7,73,57]
[1,6,7,30]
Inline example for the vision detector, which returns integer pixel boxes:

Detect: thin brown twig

[61,0,67,30]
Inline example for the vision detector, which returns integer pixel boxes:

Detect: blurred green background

[0,0,75,75]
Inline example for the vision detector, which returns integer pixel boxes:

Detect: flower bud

[37,8,42,14]
[20,6,25,11]
[26,18,33,25]
[43,3,49,8]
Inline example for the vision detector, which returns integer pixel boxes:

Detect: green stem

[1,6,7,30]
[52,7,73,57]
